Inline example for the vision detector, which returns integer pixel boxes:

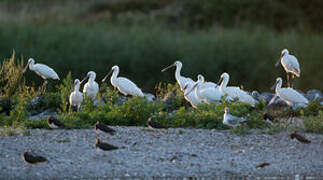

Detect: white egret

[272,77,308,108]
[23,58,60,86]
[161,61,194,90]
[81,71,99,99]
[69,79,83,111]
[223,107,247,127]
[102,65,144,97]
[183,82,202,108]
[275,49,300,87]
[185,74,224,105]
[218,73,257,107]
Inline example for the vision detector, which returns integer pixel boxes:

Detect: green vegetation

[0,52,322,135]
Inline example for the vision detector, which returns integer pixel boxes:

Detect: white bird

[69,79,83,111]
[275,49,300,87]
[81,71,99,99]
[223,107,248,127]
[23,58,60,85]
[218,72,257,107]
[102,65,144,97]
[272,77,308,108]
[185,74,224,105]
[161,61,194,90]
[183,82,202,108]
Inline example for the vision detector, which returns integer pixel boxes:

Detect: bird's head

[23,58,35,73]
[161,60,182,72]
[271,77,282,90]
[218,72,229,85]
[102,66,119,82]
[81,71,96,84]
[281,49,289,57]
[174,61,182,67]
[197,74,205,83]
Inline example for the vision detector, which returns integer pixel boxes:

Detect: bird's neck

[29,62,35,71]
[220,78,228,91]
[175,65,182,83]
[195,83,202,98]
[110,69,118,84]
[74,84,80,92]
[88,76,95,84]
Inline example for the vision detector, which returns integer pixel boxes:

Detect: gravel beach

[1,127,323,179]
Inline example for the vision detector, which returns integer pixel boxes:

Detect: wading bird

[161,61,194,90]
[102,65,144,97]
[81,71,99,99]
[69,79,83,111]
[271,77,308,108]
[185,74,224,105]
[275,49,300,87]
[218,73,257,107]
[23,58,60,87]
[147,117,168,129]
[22,150,47,164]
[223,107,248,127]
[183,82,202,108]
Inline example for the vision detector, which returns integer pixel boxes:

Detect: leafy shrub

[303,111,323,134]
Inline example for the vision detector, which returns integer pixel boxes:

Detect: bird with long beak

[23,58,60,90]
[161,61,194,91]
[184,74,224,104]
[271,77,308,108]
[47,116,65,129]
[81,71,99,99]
[217,72,257,107]
[94,139,118,151]
[275,49,300,88]
[223,107,248,127]
[102,65,144,97]
[69,79,83,111]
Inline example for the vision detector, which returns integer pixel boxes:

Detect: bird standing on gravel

[290,132,311,144]
[94,139,118,151]
[22,150,47,164]
[223,107,248,127]
[94,121,116,135]
[81,71,99,99]
[275,49,300,88]
[147,117,167,129]
[69,79,83,111]
[47,116,65,129]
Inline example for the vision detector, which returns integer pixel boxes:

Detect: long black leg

[286,73,290,88]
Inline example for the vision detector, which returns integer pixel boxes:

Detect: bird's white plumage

[279,49,301,77]
[108,65,144,97]
[162,61,194,90]
[223,107,247,127]
[24,58,60,80]
[219,73,257,107]
[274,77,308,107]
[82,71,99,99]
[69,79,83,111]
[188,75,224,104]
[183,82,202,108]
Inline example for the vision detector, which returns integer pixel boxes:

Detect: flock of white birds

[22,48,309,127]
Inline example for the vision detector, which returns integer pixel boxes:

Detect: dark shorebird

[22,150,47,164]
[263,113,274,125]
[147,117,167,129]
[47,116,65,129]
[256,162,270,168]
[94,139,118,151]
[290,132,311,144]
[94,121,116,135]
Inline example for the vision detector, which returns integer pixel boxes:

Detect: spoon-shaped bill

[217,76,223,85]
[80,74,89,84]
[161,63,175,72]
[22,61,30,73]
[275,59,281,67]
[184,82,198,96]
[102,69,113,82]
[271,81,278,90]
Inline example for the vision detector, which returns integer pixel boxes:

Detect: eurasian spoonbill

[183,82,202,108]
[69,79,83,111]
[272,77,308,108]
[223,107,248,127]
[102,65,144,97]
[81,71,99,99]
[161,61,194,90]
[218,73,257,107]
[275,49,300,87]
[23,58,60,86]
[185,74,224,105]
